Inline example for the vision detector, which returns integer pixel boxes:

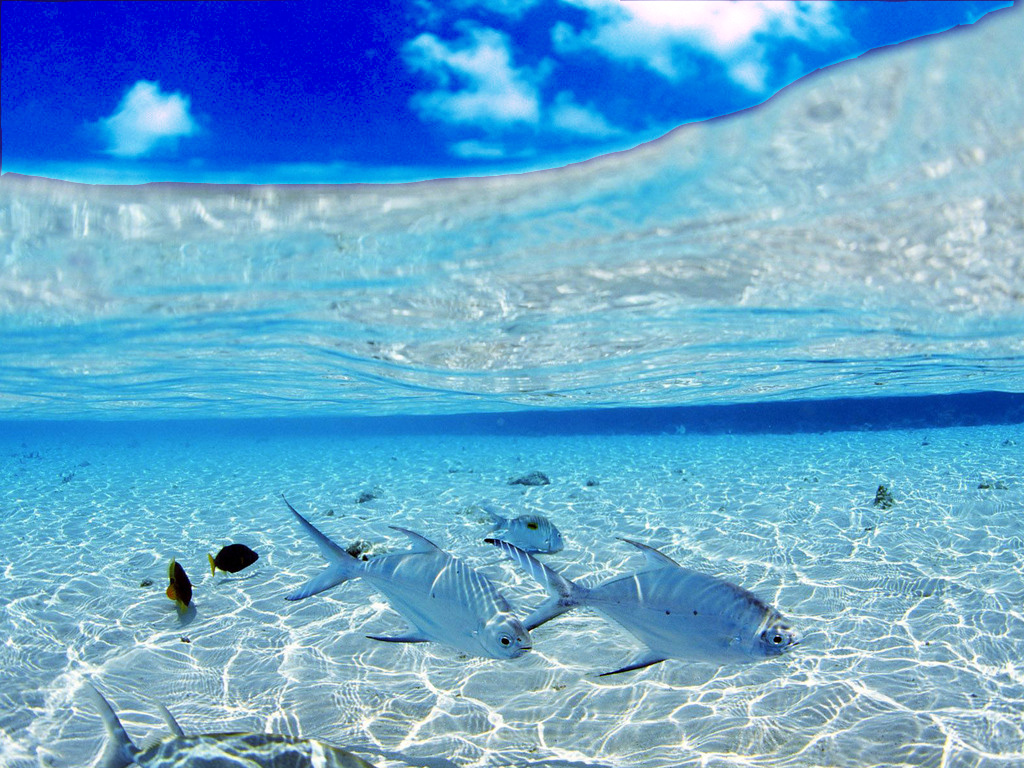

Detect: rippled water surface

[2,7,1023,419]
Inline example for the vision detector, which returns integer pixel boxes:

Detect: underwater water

[2,5,1024,768]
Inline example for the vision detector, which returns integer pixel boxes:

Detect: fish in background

[208,543,259,575]
[165,559,192,612]
[479,504,564,554]
[282,496,532,660]
[487,537,800,676]
[83,681,378,768]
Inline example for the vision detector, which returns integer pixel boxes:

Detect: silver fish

[486,537,799,675]
[480,504,564,554]
[284,496,531,660]
[84,682,377,768]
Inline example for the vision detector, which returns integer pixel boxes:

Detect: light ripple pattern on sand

[2,423,1023,767]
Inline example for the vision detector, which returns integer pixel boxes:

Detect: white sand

[2,422,1023,767]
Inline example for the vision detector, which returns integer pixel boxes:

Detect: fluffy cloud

[449,139,508,159]
[555,0,842,88]
[404,25,543,126]
[97,81,198,157]
[549,92,621,138]
[403,23,624,150]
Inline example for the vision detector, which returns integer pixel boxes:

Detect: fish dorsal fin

[478,504,506,527]
[155,703,185,737]
[619,538,679,569]
[390,526,443,554]
[82,681,140,768]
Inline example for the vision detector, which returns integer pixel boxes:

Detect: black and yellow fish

[208,543,259,575]
[166,558,192,611]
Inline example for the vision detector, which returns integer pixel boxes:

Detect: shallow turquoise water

[2,421,1023,767]
[2,7,1024,768]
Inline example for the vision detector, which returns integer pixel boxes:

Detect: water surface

[1,7,1022,419]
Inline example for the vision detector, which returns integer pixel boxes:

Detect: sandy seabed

[1,422,1022,768]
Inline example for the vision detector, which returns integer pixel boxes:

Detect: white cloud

[404,25,542,126]
[401,22,626,144]
[730,60,769,92]
[554,0,842,88]
[449,139,509,159]
[549,92,621,138]
[97,81,198,157]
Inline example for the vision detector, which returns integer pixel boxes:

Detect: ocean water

[2,6,1024,768]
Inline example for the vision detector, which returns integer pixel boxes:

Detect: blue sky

[0,0,1013,184]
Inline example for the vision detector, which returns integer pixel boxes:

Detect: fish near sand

[208,543,259,575]
[282,495,532,659]
[480,504,564,554]
[165,559,192,612]
[486,537,799,675]
[84,681,378,768]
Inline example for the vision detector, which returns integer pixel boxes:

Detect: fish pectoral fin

[523,595,575,631]
[598,652,668,677]
[366,632,430,644]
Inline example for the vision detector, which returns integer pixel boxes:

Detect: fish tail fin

[485,538,585,630]
[285,562,354,600]
[282,494,361,600]
[82,682,139,768]
[207,553,217,577]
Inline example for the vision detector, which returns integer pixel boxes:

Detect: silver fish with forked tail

[486,537,799,676]
[480,504,564,554]
[283,496,531,659]
[84,681,377,768]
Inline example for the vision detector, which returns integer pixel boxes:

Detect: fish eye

[500,635,511,646]
[773,635,783,644]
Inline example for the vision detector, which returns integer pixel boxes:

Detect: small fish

[83,681,377,768]
[165,559,192,612]
[283,495,531,660]
[480,505,564,554]
[487,537,799,676]
[208,543,259,575]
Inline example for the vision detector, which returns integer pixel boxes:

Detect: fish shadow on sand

[356,747,612,768]
[355,747,461,768]
[208,570,263,584]
[174,603,197,626]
